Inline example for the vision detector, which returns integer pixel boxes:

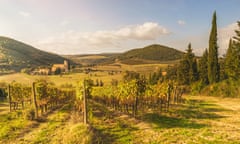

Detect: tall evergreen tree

[177,43,198,85]
[199,49,209,84]
[177,57,189,85]
[224,39,236,79]
[186,43,198,83]
[208,11,220,84]
[224,21,240,80]
[233,21,240,41]
[191,58,199,82]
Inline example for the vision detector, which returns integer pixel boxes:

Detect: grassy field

[0,72,123,86]
[1,95,240,143]
[0,62,170,86]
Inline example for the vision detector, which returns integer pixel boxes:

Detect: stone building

[51,60,69,74]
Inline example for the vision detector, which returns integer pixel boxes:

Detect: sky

[0,0,239,55]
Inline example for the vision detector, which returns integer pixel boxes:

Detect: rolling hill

[65,44,185,65]
[0,36,68,72]
[119,44,184,61]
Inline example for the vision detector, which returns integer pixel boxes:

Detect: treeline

[172,12,240,97]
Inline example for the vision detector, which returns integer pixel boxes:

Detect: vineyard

[2,77,240,143]
[7,80,76,119]
[0,77,185,142]
[91,80,184,117]
[4,78,184,120]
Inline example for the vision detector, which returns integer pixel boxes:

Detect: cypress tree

[224,39,236,79]
[177,43,198,85]
[233,21,240,41]
[177,57,189,85]
[208,11,220,84]
[191,58,199,82]
[199,49,209,84]
[231,21,240,79]
[224,21,240,80]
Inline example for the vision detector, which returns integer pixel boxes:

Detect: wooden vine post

[8,84,12,112]
[32,82,38,118]
[83,80,88,124]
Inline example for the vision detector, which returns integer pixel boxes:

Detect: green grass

[88,96,240,144]
[0,72,123,86]
[1,95,240,143]
[31,105,70,144]
[89,101,138,144]
[138,96,240,143]
[0,111,28,141]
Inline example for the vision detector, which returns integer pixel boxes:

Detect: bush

[24,107,35,120]
[201,80,240,97]
[191,81,206,95]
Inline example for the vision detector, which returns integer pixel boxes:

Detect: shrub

[24,107,35,120]
[191,81,206,95]
[201,80,240,97]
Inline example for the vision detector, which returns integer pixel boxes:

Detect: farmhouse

[38,68,51,75]
[31,68,51,75]
[51,60,69,74]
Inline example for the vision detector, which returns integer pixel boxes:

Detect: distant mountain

[0,36,69,72]
[65,44,184,65]
[119,44,184,62]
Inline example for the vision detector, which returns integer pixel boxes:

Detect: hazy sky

[0,0,239,55]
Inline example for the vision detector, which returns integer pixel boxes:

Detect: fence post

[83,80,88,124]
[32,82,38,119]
[8,85,12,112]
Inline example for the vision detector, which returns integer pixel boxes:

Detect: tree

[232,21,240,78]
[54,68,61,75]
[148,68,163,85]
[199,49,209,84]
[123,71,140,82]
[225,21,240,80]
[177,55,190,85]
[111,79,118,86]
[165,65,177,81]
[99,80,104,87]
[186,43,198,83]
[224,39,236,79]
[95,79,99,86]
[208,11,220,84]
[177,43,198,85]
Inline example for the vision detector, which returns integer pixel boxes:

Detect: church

[51,60,69,73]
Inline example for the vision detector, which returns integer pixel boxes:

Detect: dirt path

[3,106,71,144]
[90,101,160,144]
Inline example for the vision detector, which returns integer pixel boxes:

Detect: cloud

[60,20,70,26]
[19,11,31,17]
[35,22,170,54]
[218,22,238,55]
[177,20,186,25]
[81,22,169,46]
[166,22,238,56]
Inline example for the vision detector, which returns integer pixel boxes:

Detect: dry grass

[89,95,240,144]
[0,72,123,86]
[1,95,240,143]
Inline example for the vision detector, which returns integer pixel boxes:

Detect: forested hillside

[0,36,68,72]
